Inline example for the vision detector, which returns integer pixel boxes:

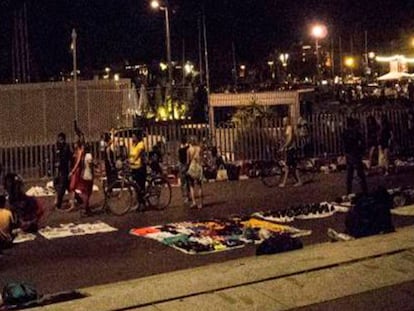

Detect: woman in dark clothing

[378,115,393,176]
[366,116,379,169]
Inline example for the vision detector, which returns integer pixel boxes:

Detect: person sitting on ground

[0,193,17,253]
[4,173,45,233]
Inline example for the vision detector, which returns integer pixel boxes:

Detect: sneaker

[327,228,354,242]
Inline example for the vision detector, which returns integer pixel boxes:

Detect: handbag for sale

[216,165,228,181]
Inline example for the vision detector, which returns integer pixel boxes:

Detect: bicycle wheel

[104,179,138,216]
[299,159,316,184]
[146,176,172,210]
[260,162,283,188]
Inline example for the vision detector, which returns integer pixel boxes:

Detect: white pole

[72,28,78,122]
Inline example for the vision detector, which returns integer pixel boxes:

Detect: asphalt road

[1,170,414,295]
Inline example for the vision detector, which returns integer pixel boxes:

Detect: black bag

[2,282,38,306]
[256,234,303,256]
[345,187,395,238]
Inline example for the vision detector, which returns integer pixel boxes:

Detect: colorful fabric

[130,218,311,255]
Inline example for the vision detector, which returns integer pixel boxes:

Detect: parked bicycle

[99,160,172,216]
[260,144,317,188]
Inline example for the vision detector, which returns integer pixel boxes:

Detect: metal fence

[1,109,413,180]
[0,80,136,145]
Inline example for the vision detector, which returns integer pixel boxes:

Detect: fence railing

[1,109,413,180]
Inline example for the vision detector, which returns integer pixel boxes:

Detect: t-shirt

[82,153,93,181]
[55,143,72,175]
[178,145,189,165]
[343,128,364,158]
[129,141,145,169]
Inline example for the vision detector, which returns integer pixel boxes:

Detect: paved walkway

[27,225,414,311]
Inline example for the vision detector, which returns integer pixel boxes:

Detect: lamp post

[71,28,78,122]
[311,24,327,84]
[151,0,173,93]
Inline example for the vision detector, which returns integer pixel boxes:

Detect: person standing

[54,132,72,210]
[178,136,190,204]
[342,117,368,195]
[103,133,117,186]
[187,136,203,209]
[378,115,393,176]
[366,116,379,170]
[68,137,85,211]
[279,116,302,187]
[129,130,146,203]
[76,144,95,216]
[297,116,311,158]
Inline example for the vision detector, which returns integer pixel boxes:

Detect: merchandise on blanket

[25,186,55,197]
[26,182,99,197]
[13,229,37,244]
[241,218,312,238]
[391,204,414,216]
[256,233,303,256]
[130,217,310,255]
[39,221,117,240]
[253,202,337,223]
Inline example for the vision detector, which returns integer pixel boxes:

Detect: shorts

[286,148,297,168]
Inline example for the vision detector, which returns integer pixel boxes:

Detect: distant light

[105,67,111,73]
[311,24,328,39]
[160,62,168,71]
[344,57,355,68]
[114,74,120,81]
[368,52,376,59]
[184,63,194,75]
[150,0,160,9]
[376,55,414,63]
[240,65,246,70]
[267,61,274,66]
[302,45,312,50]
[279,53,289,67]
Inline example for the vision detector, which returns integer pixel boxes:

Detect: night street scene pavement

[2,1,414,310]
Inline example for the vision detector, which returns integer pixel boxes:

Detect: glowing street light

[344,57,355,68]
[310,23,328,84]
[279,53,289,67]
[150,0,172,92]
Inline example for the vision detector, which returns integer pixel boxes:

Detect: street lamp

[311,24,328,84]
[150,0,172,93]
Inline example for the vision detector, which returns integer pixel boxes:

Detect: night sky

[0,0,413,83]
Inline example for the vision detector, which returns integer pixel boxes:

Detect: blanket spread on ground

[130,217,311,255]
[37,221,117,240]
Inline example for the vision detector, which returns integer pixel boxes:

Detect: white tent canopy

[377,72,414,81]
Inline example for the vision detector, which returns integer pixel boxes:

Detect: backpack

[2,282,38,306]
[345,188,395,238]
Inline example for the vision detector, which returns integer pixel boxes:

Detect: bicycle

[101,160,172,216]
[260,145,317,188]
